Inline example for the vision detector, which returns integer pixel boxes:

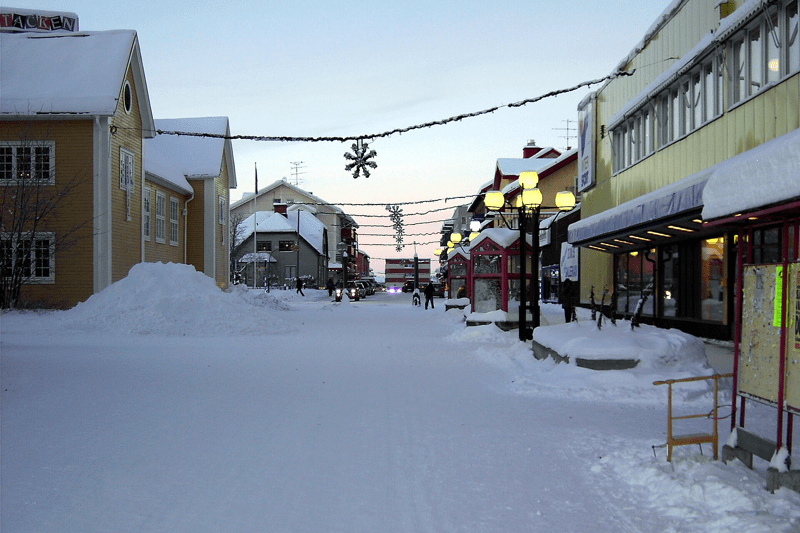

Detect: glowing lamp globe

[450,232,462,244]
[470,220,481,232]
[555,190,576,211]
[484,191,505,211]
[469,232,480,241]
[522,188,542,208]
[518,171,539,190]
[434,248,442,256]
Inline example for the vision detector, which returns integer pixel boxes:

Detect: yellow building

[1,26,155,308]
[144,118,237,289]
[569,0,800,340]
[1,17,237,307]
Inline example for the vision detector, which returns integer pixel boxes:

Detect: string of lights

[148,72,632,143]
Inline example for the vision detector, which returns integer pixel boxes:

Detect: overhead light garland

[150,71,633,178]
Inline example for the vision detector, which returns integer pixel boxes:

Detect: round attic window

[123,81,132,114]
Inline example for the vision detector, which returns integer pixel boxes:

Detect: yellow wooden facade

[578,0,800,307]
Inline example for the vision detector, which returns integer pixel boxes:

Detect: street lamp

[484,171,576,341]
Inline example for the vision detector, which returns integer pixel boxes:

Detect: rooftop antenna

[553,120,577,150]
[289,161,307,187]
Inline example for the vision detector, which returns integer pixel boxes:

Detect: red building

[385,258,431,289]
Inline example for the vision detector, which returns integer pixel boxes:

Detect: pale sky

[18,1,668,275]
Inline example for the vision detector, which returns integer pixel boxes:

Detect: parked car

[354,281,367,299]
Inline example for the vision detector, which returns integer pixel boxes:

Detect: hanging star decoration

[344,140,377,179]
[386,204,405,252]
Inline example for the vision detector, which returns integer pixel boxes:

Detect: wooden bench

[653,373,732,461]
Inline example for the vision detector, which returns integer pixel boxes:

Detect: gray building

[234,208,328,288]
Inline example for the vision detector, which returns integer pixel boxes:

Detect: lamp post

[484,173,575,341]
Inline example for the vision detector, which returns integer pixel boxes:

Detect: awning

[702,128,800,222]
[568,167,711,247]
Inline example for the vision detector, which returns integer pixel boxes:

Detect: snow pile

[590,446,800,532]
[534,318,707,369]
[445,303,716,405]
[59,262,293,336]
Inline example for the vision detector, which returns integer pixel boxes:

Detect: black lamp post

[484,172,576,342]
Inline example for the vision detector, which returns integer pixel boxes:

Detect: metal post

[519,206,528,341]
[531,208,541,330]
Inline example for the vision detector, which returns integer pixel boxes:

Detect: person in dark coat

[424,283,435,309]
[296,277,304,296]
[560,278,575,323]
[326,278,334,297]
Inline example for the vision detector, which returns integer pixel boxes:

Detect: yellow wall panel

[788,75,800,132]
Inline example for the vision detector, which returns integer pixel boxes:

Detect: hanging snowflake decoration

[386,204,405,252]
[344,139,377,179]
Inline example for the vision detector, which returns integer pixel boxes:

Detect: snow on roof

[702,128,800,220]
[1,30,138,117]
[470,227,528,249]
[496,149,559,177]
[238,252,276,263]
[607,0,763,126]
[241,210,326,255]
[145,118,231,190]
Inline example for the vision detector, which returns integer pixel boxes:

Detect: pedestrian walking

[412,288,421,306]
[424,283,435,309]
[326,278,334,297]
[560,278,575,323]
[296,277,305,296]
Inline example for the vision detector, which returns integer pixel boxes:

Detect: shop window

[662,245,679,318]
[279,240,295,252]
[701,237,726,322]
[752,227,781,264]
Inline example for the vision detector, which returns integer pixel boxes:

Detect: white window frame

[155,191,166,244]
[0,141,55,185]
[1,232,55,283]
[169,196,179,246]
[143,187,151,241]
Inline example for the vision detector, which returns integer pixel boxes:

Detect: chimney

[522,139,541,159]
[274,203,288,216]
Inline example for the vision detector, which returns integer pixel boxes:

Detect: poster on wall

[577,93,596,193]
[560,242,578,282]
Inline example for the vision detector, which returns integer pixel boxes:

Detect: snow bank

[534,318,707,369]
[58,262,293,336]
[590,445,800,532]
[445,303,716,406]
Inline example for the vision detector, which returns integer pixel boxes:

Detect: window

[279,240,295,252]
[257,241,272,252]
[284,265,296,280]
[0,142,54,184]
[789,1,799,74]
[218,195,226,225]
[122,81,132,115]
[120,148,135,221]
[767,11,781,85]
[732,37,746,104]
[169,197,179,246]
[752,227,781,264]
[0,233,54,282]
[155,191,166,244]
[143,187,151,241]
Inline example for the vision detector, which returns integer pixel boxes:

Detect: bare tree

[1,124,91,308]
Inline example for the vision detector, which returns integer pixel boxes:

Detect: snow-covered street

[2,264,799,532]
